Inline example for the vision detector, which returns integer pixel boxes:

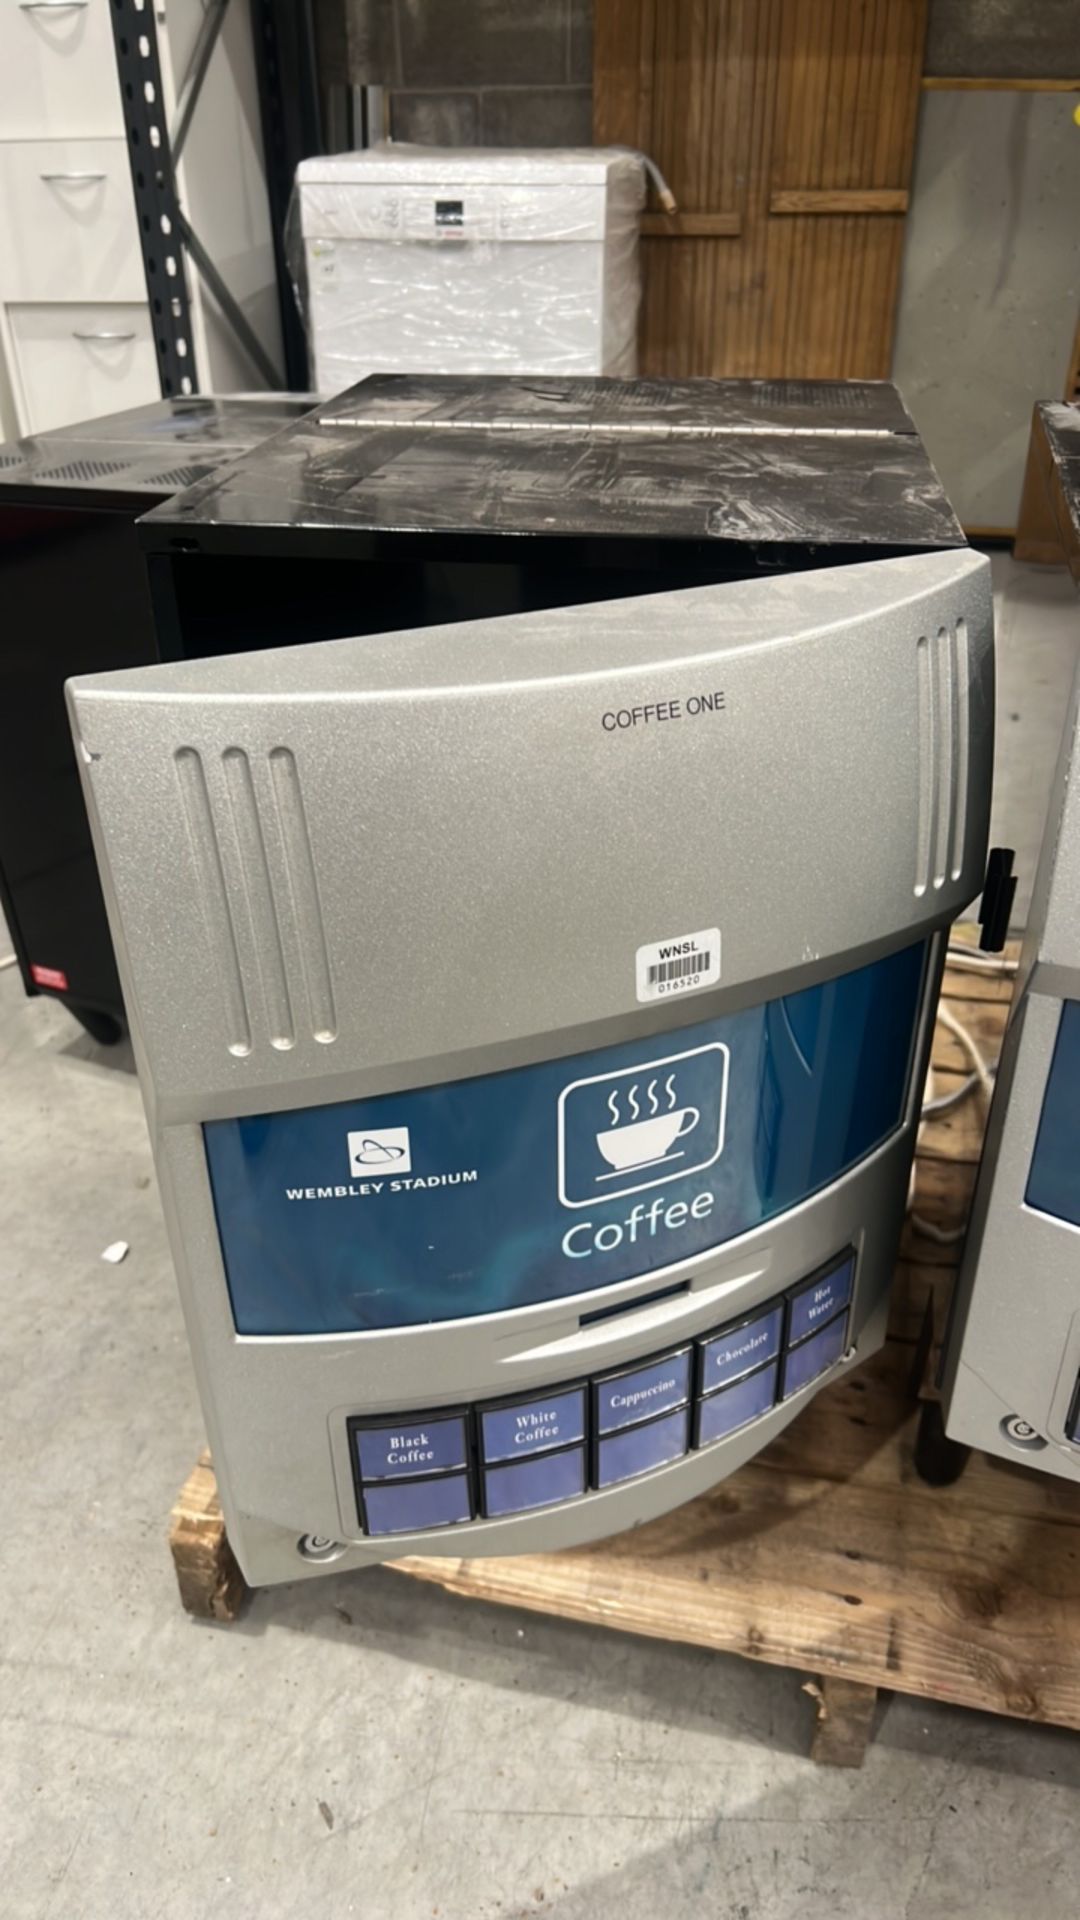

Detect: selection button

[782,1313,848,1399]
[363,1473,473,1536]
[481,1388,586,1464]
[695,1361,779,1447]
[483,1446,586,1518]
[354,1415,467,1483]
[596,1405,690,1488]
[788,1254,854,1346]
[699,1305,783,1396]
[595,1349,691,1435]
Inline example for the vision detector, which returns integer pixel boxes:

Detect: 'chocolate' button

[481,1388,586,1464]
[483,1446,586,1518]
[700,1305,783,1395]
[596,1405,689,1488]
[788,1255,854,1346]
[595,1349,691,1435]
[695,1361,778,1447]
[782,1312,848,1398]
[363,1473,472,1536]
[355,1415,466,1483]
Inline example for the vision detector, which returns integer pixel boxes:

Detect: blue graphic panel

[204,941,926,1334]
[1026,1000,1080,1228]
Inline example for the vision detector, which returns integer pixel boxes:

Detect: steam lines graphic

[606,1075,677,1128]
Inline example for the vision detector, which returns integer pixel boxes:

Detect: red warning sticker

[30,963,69,991]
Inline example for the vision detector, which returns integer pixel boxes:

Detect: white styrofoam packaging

[293,146,645,392]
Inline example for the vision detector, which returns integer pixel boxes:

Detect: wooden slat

[769,187,909,213]
[922,75,1080,91]
[591,0,649,150]
[640,211,743,236]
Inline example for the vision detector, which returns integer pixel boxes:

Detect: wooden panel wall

[595,0,929,378]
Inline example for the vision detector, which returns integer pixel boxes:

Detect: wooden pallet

[171,941,1080,1765]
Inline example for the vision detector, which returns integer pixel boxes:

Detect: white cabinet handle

[73,329,136,342]
[40,171,107,183]
[18,3,90,10]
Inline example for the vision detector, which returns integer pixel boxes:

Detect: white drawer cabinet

[0,0,123,140]
[7,301,158,431]
[0,140,142,301]
[0,0,283,437]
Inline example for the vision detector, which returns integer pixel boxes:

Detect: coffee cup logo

[594,1074,701,1175]
[557,1044,729,1209]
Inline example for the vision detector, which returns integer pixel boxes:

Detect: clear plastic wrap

[289,146,645,394]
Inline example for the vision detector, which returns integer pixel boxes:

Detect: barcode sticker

[635,928,721,1004]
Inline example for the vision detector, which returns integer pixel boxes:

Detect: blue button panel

[596,1407,690,1489]
[595,1349,692,1434]
[481,1388,586,1464]
[782,1312,849,1398]
[788,1255,854,1346]
[699,1306,783,1395]
[347,1249,856,1535]
[696,1361,780,1447]
[354,1415,467,1482]
[484,1446,587,1518]
[363,1474,473,1537]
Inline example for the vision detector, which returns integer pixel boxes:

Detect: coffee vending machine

[69,377,995,1584]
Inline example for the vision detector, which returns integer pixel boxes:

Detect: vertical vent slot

[914,633,936,897]
[269,747,337,1044]
[175,747,252,1057]
[222,747,295,1051]
[932,625,954,890]
[950,618,970,883]
[915,622,968,896]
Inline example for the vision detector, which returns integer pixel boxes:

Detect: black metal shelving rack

[107,0,322,394]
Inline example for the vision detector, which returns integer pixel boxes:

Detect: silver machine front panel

[70,548,994,1582]
[941,630,1080,1479]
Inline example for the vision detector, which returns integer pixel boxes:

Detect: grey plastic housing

[68,548,994,1584]
[941,640,1080,1478]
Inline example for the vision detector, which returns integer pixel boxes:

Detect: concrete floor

[1,555,1078,1920]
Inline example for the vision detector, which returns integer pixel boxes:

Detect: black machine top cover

[139,375,965,555]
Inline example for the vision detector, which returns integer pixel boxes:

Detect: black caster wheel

[914,1397,971,1486]
[72,1005,125,1047]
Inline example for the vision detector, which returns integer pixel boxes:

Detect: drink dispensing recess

[67,376,997,1586]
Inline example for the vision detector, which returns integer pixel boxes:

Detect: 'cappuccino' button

[481,1388,586,1464]
[354,1415,467,1483]
[594,1349,691,1435]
